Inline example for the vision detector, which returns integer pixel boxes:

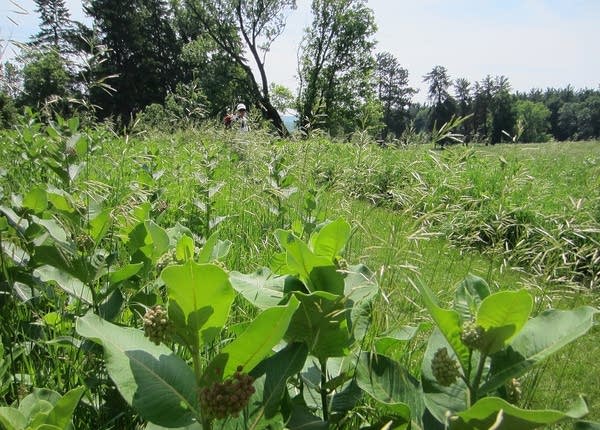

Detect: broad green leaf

[145,423,203,430]
[349,294,372,341]
[357,352,424,427]
[331,379,363,415]
[412,278,470,369]
[197,232,231,263]
[220,296,300,377]
[1,240,30,266]
[453,275,490,322]
[89,208,112,243]
[0,205,29,231]
[145,220,170,259]
[34,265,93,304]
[19,389,59,421]
[45,386,85,428]
[481,306,599,393]
[309,265,344,296]
[46,186,75,213]
[375,325,424,356]
[76,313,198,427]
[31,216,68,245]
[0,215,7,230]
[309,217,351,260]
[32,424,62,429]
[449,395,588,430]
[476,289,532,354]
[99,289,124,321]
[197,232,218,263]
[68,163,84,181]
[175,235,195,262]
[166,223,194,247]
[108,263,144,285]
[23,187,48,213]
[73,135,88,157]
[286,291,351,360]
[575,421,600,430]
[421,328,469,424]
[67,117,80,134]
[343,264,379,302]
[275,230,331,291]
[251,342,308,418]
[284,401,328,429]
[0,407,26,430]
[161,262,234,345]
[229,268,286,309]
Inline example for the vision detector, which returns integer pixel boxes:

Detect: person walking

[231,103,250,132]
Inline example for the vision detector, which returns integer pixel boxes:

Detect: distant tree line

[0,0,598,142]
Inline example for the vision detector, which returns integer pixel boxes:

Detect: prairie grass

[0,117,598,427]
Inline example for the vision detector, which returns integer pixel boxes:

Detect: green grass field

[1,119,598,428]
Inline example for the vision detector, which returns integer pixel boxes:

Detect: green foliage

[515,100,551,143]
[85,0,182,122]
[413,275,598,428]
[375,52,417,138]
[0,91,17,128]
[298,0,378,136]
[0,386,84,430]
[20,50,69,109]
[1,113,599,429]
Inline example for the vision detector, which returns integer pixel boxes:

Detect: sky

[2,0,599,103]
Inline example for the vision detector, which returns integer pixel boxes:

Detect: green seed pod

[431,347,460,386]
[460,320,486,350]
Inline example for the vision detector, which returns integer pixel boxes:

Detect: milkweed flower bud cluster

[431,347,460,386]
[505,378,522,404]
[334,257,348,271]
[143,305,172,345]
[156,248,177,272]
[200,366,255,419]
[460,320,486,351]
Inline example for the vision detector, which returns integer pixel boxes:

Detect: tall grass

[1,117,599,427]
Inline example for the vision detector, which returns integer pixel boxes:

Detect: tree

[179,36,253,117]
[375,52,417,138]
[424,65,451,106]
[454,77,472,137]
[423,65,455,129]
[269,83,295,113]
[557,94,600,141]
[490,90,516,144]
[20,49,69,109]
[297,0,377,136]
[472,75,495,141]
[0,62,21,99]
[183,0,296,135]
[85,0,182,122]
[515,100,551,142]
[31,0,73,54]
[0,91,17,128]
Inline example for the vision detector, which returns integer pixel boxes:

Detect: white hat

[236,103,247,111]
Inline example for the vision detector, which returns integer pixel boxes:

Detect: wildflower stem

[319,358,329,422]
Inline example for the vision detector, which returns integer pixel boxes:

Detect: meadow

[0,114,598,429]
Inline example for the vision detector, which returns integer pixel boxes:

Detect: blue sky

[2,0,599,103]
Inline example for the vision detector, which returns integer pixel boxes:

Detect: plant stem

[319,358,329,422]
[470,352,488,405]
[191,340,209,429]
